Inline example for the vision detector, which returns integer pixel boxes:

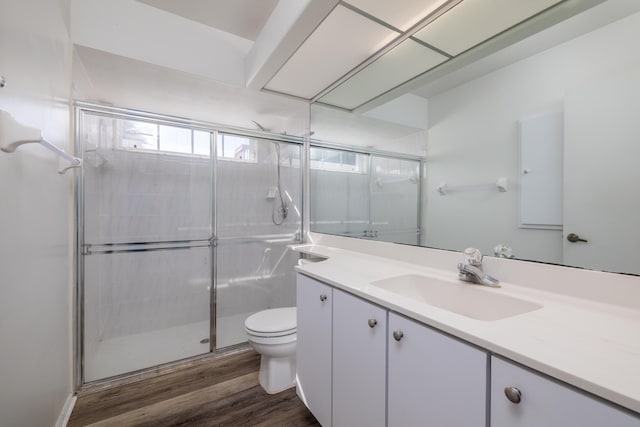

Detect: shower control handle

[319,294,327,302]
[368,319,378,328]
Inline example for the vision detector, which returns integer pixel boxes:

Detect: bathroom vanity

[292,238,640,427]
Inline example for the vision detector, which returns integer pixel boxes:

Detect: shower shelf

[0,110,82,174]
[437,177,508,195]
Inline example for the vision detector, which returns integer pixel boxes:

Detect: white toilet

[244,307,297,394]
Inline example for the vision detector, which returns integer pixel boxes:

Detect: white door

[387,312,487,427]
[296,274,333,427]
[332,289,387,427]
[563,68,640,274]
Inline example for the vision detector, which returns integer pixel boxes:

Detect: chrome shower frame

[73,102,305,390]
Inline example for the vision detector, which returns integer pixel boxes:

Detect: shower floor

[85,314,254,382]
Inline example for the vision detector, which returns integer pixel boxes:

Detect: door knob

[319,294,327,302]
[567,233,588,243]
[368,319,378,328]
[392,330,404,341]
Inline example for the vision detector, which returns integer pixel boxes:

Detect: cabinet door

[296,274,333,427]
[388,313,487,427]
[333,289,387,427]
[491,356,639,427]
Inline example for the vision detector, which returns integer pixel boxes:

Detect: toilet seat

[244,307,297,338]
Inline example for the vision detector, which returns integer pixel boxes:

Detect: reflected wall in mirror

[309,0,640,275]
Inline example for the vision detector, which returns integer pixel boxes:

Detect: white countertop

[291,243,640,414]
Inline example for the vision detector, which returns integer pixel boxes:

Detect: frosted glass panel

[265,5,398,98]
[82,114,211,244]
[83,247,211,381]
[319,39,447,110]
[347,0,448,31]
[414,0,563,55]
[370,156,420,244]
[81,112,213,383]
[215,138,302,348]
[215,241,298,348]
[310,146,369,237]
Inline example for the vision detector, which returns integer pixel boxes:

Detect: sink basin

[370,274,542,321]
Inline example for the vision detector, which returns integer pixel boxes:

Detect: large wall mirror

[309,0,640,276]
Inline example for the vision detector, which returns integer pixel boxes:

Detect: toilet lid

[245,307,297,335]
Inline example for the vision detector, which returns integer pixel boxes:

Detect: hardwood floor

[68,350,320,426]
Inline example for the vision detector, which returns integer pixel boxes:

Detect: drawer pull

[319,294,327,302]
[504,387,522,404]
[368,319,378,328]
[392,330,404,341]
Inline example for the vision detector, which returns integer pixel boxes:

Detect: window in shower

[116,119,211,157]
[216,134,257,162]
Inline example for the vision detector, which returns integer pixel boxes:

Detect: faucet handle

[463,247,483,267]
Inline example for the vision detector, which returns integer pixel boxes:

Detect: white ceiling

[72,0,635,127]
[136,0,278,41]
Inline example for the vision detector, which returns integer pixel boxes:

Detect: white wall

[425,11,640,263]
[70,0,252,87]
[0,0,73,425]
[73,45,310,138]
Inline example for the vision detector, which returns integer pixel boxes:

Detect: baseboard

[55,394,77,427]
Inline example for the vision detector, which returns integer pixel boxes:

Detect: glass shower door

[215,135,302,349]
[80,112,213,382]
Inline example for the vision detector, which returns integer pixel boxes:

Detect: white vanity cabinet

[388,312,487,426]
[491,356,639,427]
[296,274,333,427]
[332,289,387,427]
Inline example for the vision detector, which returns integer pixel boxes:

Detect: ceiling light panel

[265,5,399,99]
[345,0,450,31]
[414,0,563,56]
[319,39,447,110]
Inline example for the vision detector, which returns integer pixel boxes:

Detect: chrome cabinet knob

[368,319,378,328]
[392,330,404,341]
[319,294,327,302]
[504,387,522,404]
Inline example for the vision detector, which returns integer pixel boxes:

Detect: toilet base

[258,353,296,394]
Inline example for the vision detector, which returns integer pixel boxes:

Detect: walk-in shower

[76,105,302,384]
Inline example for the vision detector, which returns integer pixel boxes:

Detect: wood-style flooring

[68,349,320,426]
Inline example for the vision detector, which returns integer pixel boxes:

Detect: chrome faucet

[457,248,500,288]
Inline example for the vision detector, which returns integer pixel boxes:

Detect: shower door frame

[73,102,305,390]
